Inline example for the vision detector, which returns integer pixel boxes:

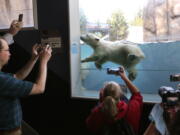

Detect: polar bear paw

[95,62,102,69]
[128,72,137,81]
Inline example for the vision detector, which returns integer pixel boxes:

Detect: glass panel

[69,0,180,102]
[0,0,37,30]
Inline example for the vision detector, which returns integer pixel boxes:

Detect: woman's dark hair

[169,110,180,135]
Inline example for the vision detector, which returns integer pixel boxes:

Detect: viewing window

[69,0,180,103]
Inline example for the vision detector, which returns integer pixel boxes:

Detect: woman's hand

[8,20,23,36]
[39,44,52,63]
[118,66,128,80]
[31,44,42,59]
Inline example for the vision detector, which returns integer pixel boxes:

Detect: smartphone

[18,14,23,22]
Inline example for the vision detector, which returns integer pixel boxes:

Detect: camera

[170,74,180,82]
[107,67,121,75]
[37,46,43,54]
[159,86,180,107]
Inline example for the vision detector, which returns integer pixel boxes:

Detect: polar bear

[80,33,145,81]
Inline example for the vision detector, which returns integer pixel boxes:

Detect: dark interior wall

[2,0,154,135]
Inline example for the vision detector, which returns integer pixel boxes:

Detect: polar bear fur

[80,33,145,81]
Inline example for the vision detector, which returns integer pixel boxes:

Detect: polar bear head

[80,33,100,47]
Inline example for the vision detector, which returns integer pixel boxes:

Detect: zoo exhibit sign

[41,37,61,49]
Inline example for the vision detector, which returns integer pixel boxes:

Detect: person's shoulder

[0,71,13,77]
[133,92,142,96]
[91,103,103,113]
[0,72,14,84]
[130,92,143,100]
[127,92,143,109]
[151,103,162,113]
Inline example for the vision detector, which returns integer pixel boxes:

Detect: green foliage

[107,10,128,41]
[130,9,143,26]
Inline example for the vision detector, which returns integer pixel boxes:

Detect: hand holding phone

[18,14,23,22]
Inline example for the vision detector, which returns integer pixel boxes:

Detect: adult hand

[31,44,42,59]
[8,20,23,36]
[39,44,52,63]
